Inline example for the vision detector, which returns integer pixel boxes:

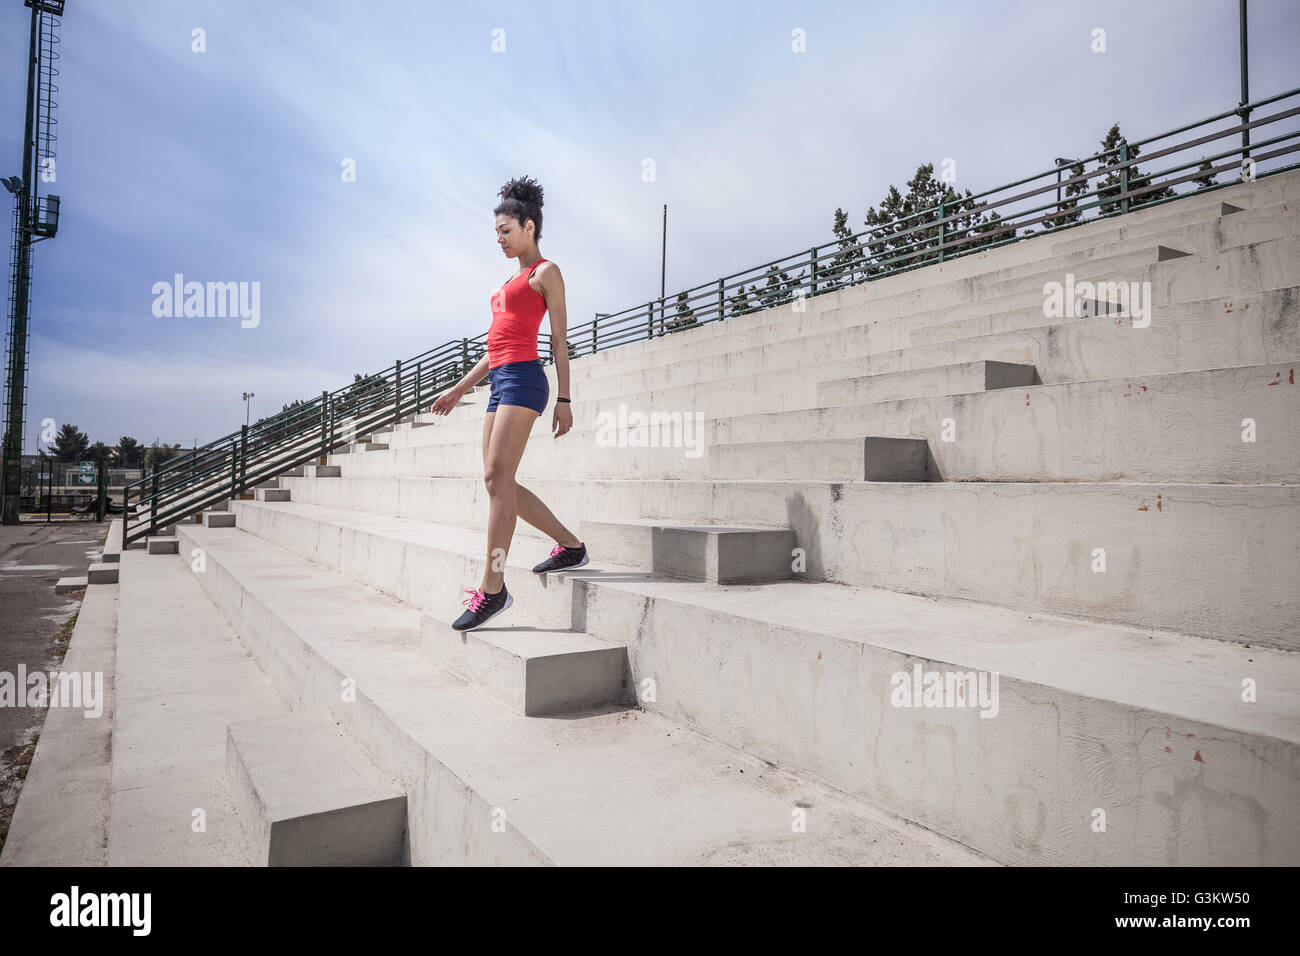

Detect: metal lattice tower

[2,0,63,524]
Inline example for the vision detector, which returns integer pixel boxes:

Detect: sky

[0,0,1297,451]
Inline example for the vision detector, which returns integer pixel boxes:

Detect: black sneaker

[532,541,588,574]
[451,584,512,630]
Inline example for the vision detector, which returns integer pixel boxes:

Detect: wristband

[556,397,571,403]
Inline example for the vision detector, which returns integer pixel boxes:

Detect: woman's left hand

[552,401,573,438]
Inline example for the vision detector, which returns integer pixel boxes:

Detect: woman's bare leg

[480,403,540,593]
[515,483,580,549]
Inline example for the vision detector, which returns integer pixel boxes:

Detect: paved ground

[0,519,109,854]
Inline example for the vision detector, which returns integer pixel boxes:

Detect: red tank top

[487,258,548,369]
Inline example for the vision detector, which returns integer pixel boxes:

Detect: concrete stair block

[147,537,179,555]
[206,512,236,528]
[421,620,631,716]
[55,576,87,593]
[225,710,407,866]
[280,466,305,478]
[87,563,118,584]
[255,478,281,489]
[819,360,1039,406]
[578,518,797,583]
[711,436,935,482]
[178,522,987,866]
[306,464,341,477]
[255,487,290,502]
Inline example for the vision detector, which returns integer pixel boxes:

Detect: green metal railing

[123,87,1300,546]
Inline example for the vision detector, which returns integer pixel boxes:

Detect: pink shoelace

[461,587,487,612]
[548,543,567,557]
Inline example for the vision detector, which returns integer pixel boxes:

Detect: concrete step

[819,360,1038,406]
[255,478,281,489]
[713,437,935,482]
[578,178,1300,381]
[255,487,291,502]
[305,464,341,478]
[54,576,87,593]
[146,537,179,555]
[106,546,283,865]
[206,512,236,528]
[101,520,124,564]
[569,197,1297,393]
[176,521,988,865]
[574,570,1300,866]
[422,621,631,716]
[718,363,1300,483]
[253,481,1298,648]
[325,361,1299,484]
[87,562,118,584]
[369,240,1300,453]
[225,709,407,866]
[717,286,1299,401]
[176,511,1300,866]
[577,518,798,583]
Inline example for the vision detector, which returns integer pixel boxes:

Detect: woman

[428,176,589,631]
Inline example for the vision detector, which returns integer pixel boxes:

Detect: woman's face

[495,214,533,256]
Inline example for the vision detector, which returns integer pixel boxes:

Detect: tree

[665,290,698,332]
[1192,158,1217,190]
[144,441,181,470]
[1041,160,1089,231]
[750,263,806,311]
[1095,124,1175,215]
[86,441,112,462]
[824,207,865,290]
[52,423,89,462]
[116,436,143,469]
[726,282,753,318]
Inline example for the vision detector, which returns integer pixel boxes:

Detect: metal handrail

[122,88,1300,545]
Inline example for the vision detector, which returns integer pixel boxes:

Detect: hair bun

[500,175,544,208]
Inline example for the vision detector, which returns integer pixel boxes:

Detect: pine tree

[666,290,698,331]
[52,423,89,462]
[1095,124,1175,215]
[116,436,142,469]
[1042,160,1089,231]
[825,207,864,290]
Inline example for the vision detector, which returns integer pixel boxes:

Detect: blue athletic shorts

[486,358,549,414]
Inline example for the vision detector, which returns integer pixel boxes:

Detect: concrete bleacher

[5,170,1298,867]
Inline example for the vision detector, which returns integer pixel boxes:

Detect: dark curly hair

[493,175,544,242]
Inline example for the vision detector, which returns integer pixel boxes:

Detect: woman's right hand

[429,385,464,416]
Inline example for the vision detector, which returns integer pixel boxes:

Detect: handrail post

[1119,142,1130,215]
[461,338,469,376]
[121,484,128,550]
[937,202,946,263]
[593,314,600,354]
[717,278,724,321]
[414,362,422,415]
[319,390,328,458]
[394,358,403,423]
[239,425,248,496]
[809,247,818,295]
[149,473,159,535]
[229,436,237,499]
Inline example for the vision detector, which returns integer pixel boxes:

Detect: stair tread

[182,521,988,866]
[233,498,1299,744]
